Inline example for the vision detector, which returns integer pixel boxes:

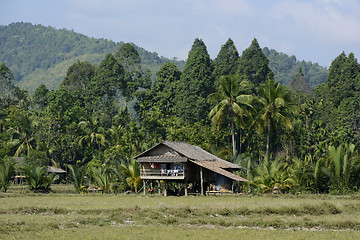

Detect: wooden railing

[141,168,184,177]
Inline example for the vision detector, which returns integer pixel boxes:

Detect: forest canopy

[1,22,360,195]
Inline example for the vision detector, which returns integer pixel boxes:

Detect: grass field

[1,185,360,239]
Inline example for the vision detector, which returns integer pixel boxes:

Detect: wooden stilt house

[135,141,248,196]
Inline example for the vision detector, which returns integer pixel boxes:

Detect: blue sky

[2,0,360,67]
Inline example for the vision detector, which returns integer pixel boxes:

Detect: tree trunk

[266,120,271,160]
[230,111,236,159]
[238,128,242,156]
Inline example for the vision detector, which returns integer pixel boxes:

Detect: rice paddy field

[1,185,360,239]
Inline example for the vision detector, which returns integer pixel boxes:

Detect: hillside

[0,22,184,92]
[0,22,327,93]
[263,47,328,88]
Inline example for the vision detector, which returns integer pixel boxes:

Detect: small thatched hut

[135,141,248,196]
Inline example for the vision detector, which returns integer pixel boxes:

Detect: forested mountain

[263,47,328,88]
[0,22,184,93]
[0,23,327,93]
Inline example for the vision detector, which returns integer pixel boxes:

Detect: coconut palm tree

[208,75,254,158]
[6,114,37,157]
[256,78,297,160]
[78,117,106,149]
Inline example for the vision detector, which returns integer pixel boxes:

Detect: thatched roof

[190,160,249,182]
[135,141,240,169]
[11,157,25,165]
[135,141,248,182]
[47,166,66,174]
[137,155,187,163]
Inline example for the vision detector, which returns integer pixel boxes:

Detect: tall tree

[324,52,360,132]
[115,43,151,103]
[257,78,296,159]
[212,38,240,79]
[33,84,49,110]
[208,75,253,158]
[0,63,16,107]
[176,38,214,123]
[237,39,273,86]
[289,68,313,94]
[152,62,181,113]
[61,61,95,91]
[326,52,360,107]
[88,54,125,126]
[89,54,124,99]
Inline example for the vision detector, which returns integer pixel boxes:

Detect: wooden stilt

[185,179,188,196]
[200,167,204,195]
[158,181,161,195]
[143,180,146,195]
[164,180,167,197]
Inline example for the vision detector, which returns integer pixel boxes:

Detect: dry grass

[1,185,360,239]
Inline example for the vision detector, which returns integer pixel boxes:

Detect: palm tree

[67,163,88,194]
[321,143,357,193]
[6,114,37,157]
[252,156,294,194]
[257,78,297,159]
[208,75,254,158]
[78,117,106,149]
[0,161,15,192]
[91,166,111,193]
[119,158,141,192]
[22,166,58,193]
[290,156,314,193]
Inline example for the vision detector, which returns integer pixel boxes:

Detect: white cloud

[271,1,360,43]
[193,0,253,17]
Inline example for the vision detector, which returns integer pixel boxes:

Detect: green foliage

[327,52,360,107]
[252,156,294,194]
[119,159,141,192]
[321,143,360,193]
[256,78,297,158]
[0,160,15,192]
[1,31,360,196]
[212,38,240,79]
[23,166,59,192]
[61,61,95,91]
[289,68,313,94]
[67,163,88,194]
[237,39,273,86]
[208,75,254,157]
[91,166,112,193]
[0,22,184,93]
[263,47,328,88]
[33,84,49,110]
[176,38,214,123]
